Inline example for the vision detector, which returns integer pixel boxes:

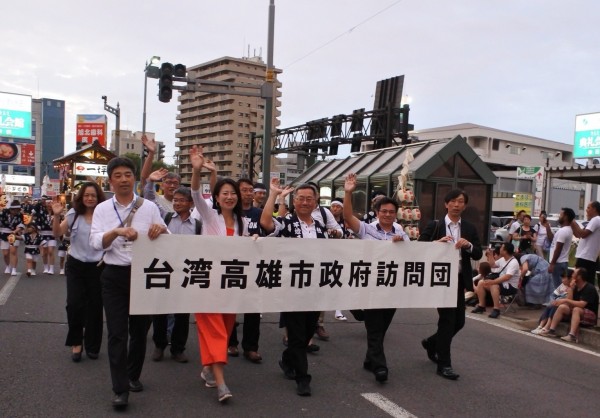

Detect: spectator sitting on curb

[539,267,599,342]
[531,270,572,334]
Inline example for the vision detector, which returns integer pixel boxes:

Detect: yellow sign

[513,193,533,215]
[265,69,275,82]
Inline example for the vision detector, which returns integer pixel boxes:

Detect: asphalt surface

[1,259,600,418]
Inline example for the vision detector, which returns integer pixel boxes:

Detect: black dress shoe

[374,368,388,382]
[278,358,296,380]
[71,351,82,363]
[86,352,99,360]
[112,392,129,409]
[437,367,460,380]
[296,380,311,396]
[129,380,144,392]
[421,339,438,364]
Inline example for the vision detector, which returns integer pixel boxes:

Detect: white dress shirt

[90,195,166,266]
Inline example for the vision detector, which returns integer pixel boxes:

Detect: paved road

[1,259,600,417]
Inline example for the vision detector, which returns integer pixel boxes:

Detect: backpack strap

[164,212,174,226]
[194,219,203,235]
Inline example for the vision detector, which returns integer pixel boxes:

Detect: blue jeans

[551,262,568,288]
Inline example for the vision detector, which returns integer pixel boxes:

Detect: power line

[283,0,405,69]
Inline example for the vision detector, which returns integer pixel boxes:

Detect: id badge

[122,240,133,252]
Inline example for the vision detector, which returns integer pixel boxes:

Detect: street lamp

[142,56,161,166]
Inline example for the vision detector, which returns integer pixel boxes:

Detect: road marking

[0,274,20,305]
[361,393,418,418]
[467,313,600,358]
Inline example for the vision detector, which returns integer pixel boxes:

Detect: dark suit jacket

[418,218,483,291]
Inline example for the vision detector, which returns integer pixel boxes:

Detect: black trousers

[575,257,598,286]
[363,308,396,372]
[425,281,466,369]
[281,311,320,383]
[64,256,104,354]
[228,313,261,352]
[101,265,152,394]
[152,313,190,354]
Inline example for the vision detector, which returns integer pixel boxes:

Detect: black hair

[173,186,192,201]
[502,242,515,255]
[444,189,469,204]
[374,196,398,212]
[213,178,244,236]
[591,201,600,214]
[107,157,136,178]
[561,207,576,223]
[238,178,253,188]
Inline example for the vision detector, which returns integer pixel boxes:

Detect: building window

[56,102,62,108]
[492,139,499,151]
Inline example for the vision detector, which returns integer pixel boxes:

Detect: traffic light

[158,63,174,103]
[158,143,166,161]
[173,64,186,77]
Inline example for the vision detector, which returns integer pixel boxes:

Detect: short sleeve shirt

[575,216,600,261]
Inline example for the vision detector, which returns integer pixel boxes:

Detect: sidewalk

[501,304,600,349]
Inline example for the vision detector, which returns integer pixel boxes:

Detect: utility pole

[102,96,120,153]
[262,0,276,185]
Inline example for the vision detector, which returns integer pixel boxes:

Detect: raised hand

[281,185,295,198]
[270,177,284,195]
[190,145,205,171]
[203,159,217,172]
[51,202,63,216]
[141,134,156,153]
[344,172,357,193]
[149,168,168,182]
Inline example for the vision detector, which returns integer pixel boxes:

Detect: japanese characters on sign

[130,235,459,314]
[73,162,108,177]
[76,114,107,148]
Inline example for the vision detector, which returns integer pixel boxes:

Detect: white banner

[130,235,459,314]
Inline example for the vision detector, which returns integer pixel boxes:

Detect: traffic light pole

[102,96,120,153]
[262,0,275,186]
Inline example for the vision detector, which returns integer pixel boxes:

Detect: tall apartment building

[109,130,164,162]
[175,56,281,184]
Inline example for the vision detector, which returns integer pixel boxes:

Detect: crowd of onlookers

[470,207,600,342]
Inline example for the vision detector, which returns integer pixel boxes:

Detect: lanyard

[113,197,136,228]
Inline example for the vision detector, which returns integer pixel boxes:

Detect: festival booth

[52,140,117,203]
[291,135,497,244]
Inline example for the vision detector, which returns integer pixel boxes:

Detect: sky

[2,0,599,164]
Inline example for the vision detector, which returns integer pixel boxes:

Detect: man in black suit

[418,189,482,380]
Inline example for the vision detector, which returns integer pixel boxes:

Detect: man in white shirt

[90,157,167,409]
[472,242,520,319]
[571,201,600,285]
[547,208,575,288]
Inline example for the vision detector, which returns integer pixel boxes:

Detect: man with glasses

[343,173,409,383]
[260,179,329,397]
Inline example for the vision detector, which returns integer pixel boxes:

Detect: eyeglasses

[163,181,180,186]
[378,209,396,215]
[294,196,315,203]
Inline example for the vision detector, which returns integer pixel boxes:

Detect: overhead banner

[130,235,459,314]
[76,114,107,148]
[0,141,35,166]
[0,92,32,139]
[574,112,600,158]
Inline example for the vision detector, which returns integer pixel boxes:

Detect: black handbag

[485,257,514,280]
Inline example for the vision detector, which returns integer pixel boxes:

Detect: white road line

[361,393,418,418]
[0,274,20,305]
[467,313,600,358]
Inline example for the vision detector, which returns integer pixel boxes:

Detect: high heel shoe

[72,346,82,362]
